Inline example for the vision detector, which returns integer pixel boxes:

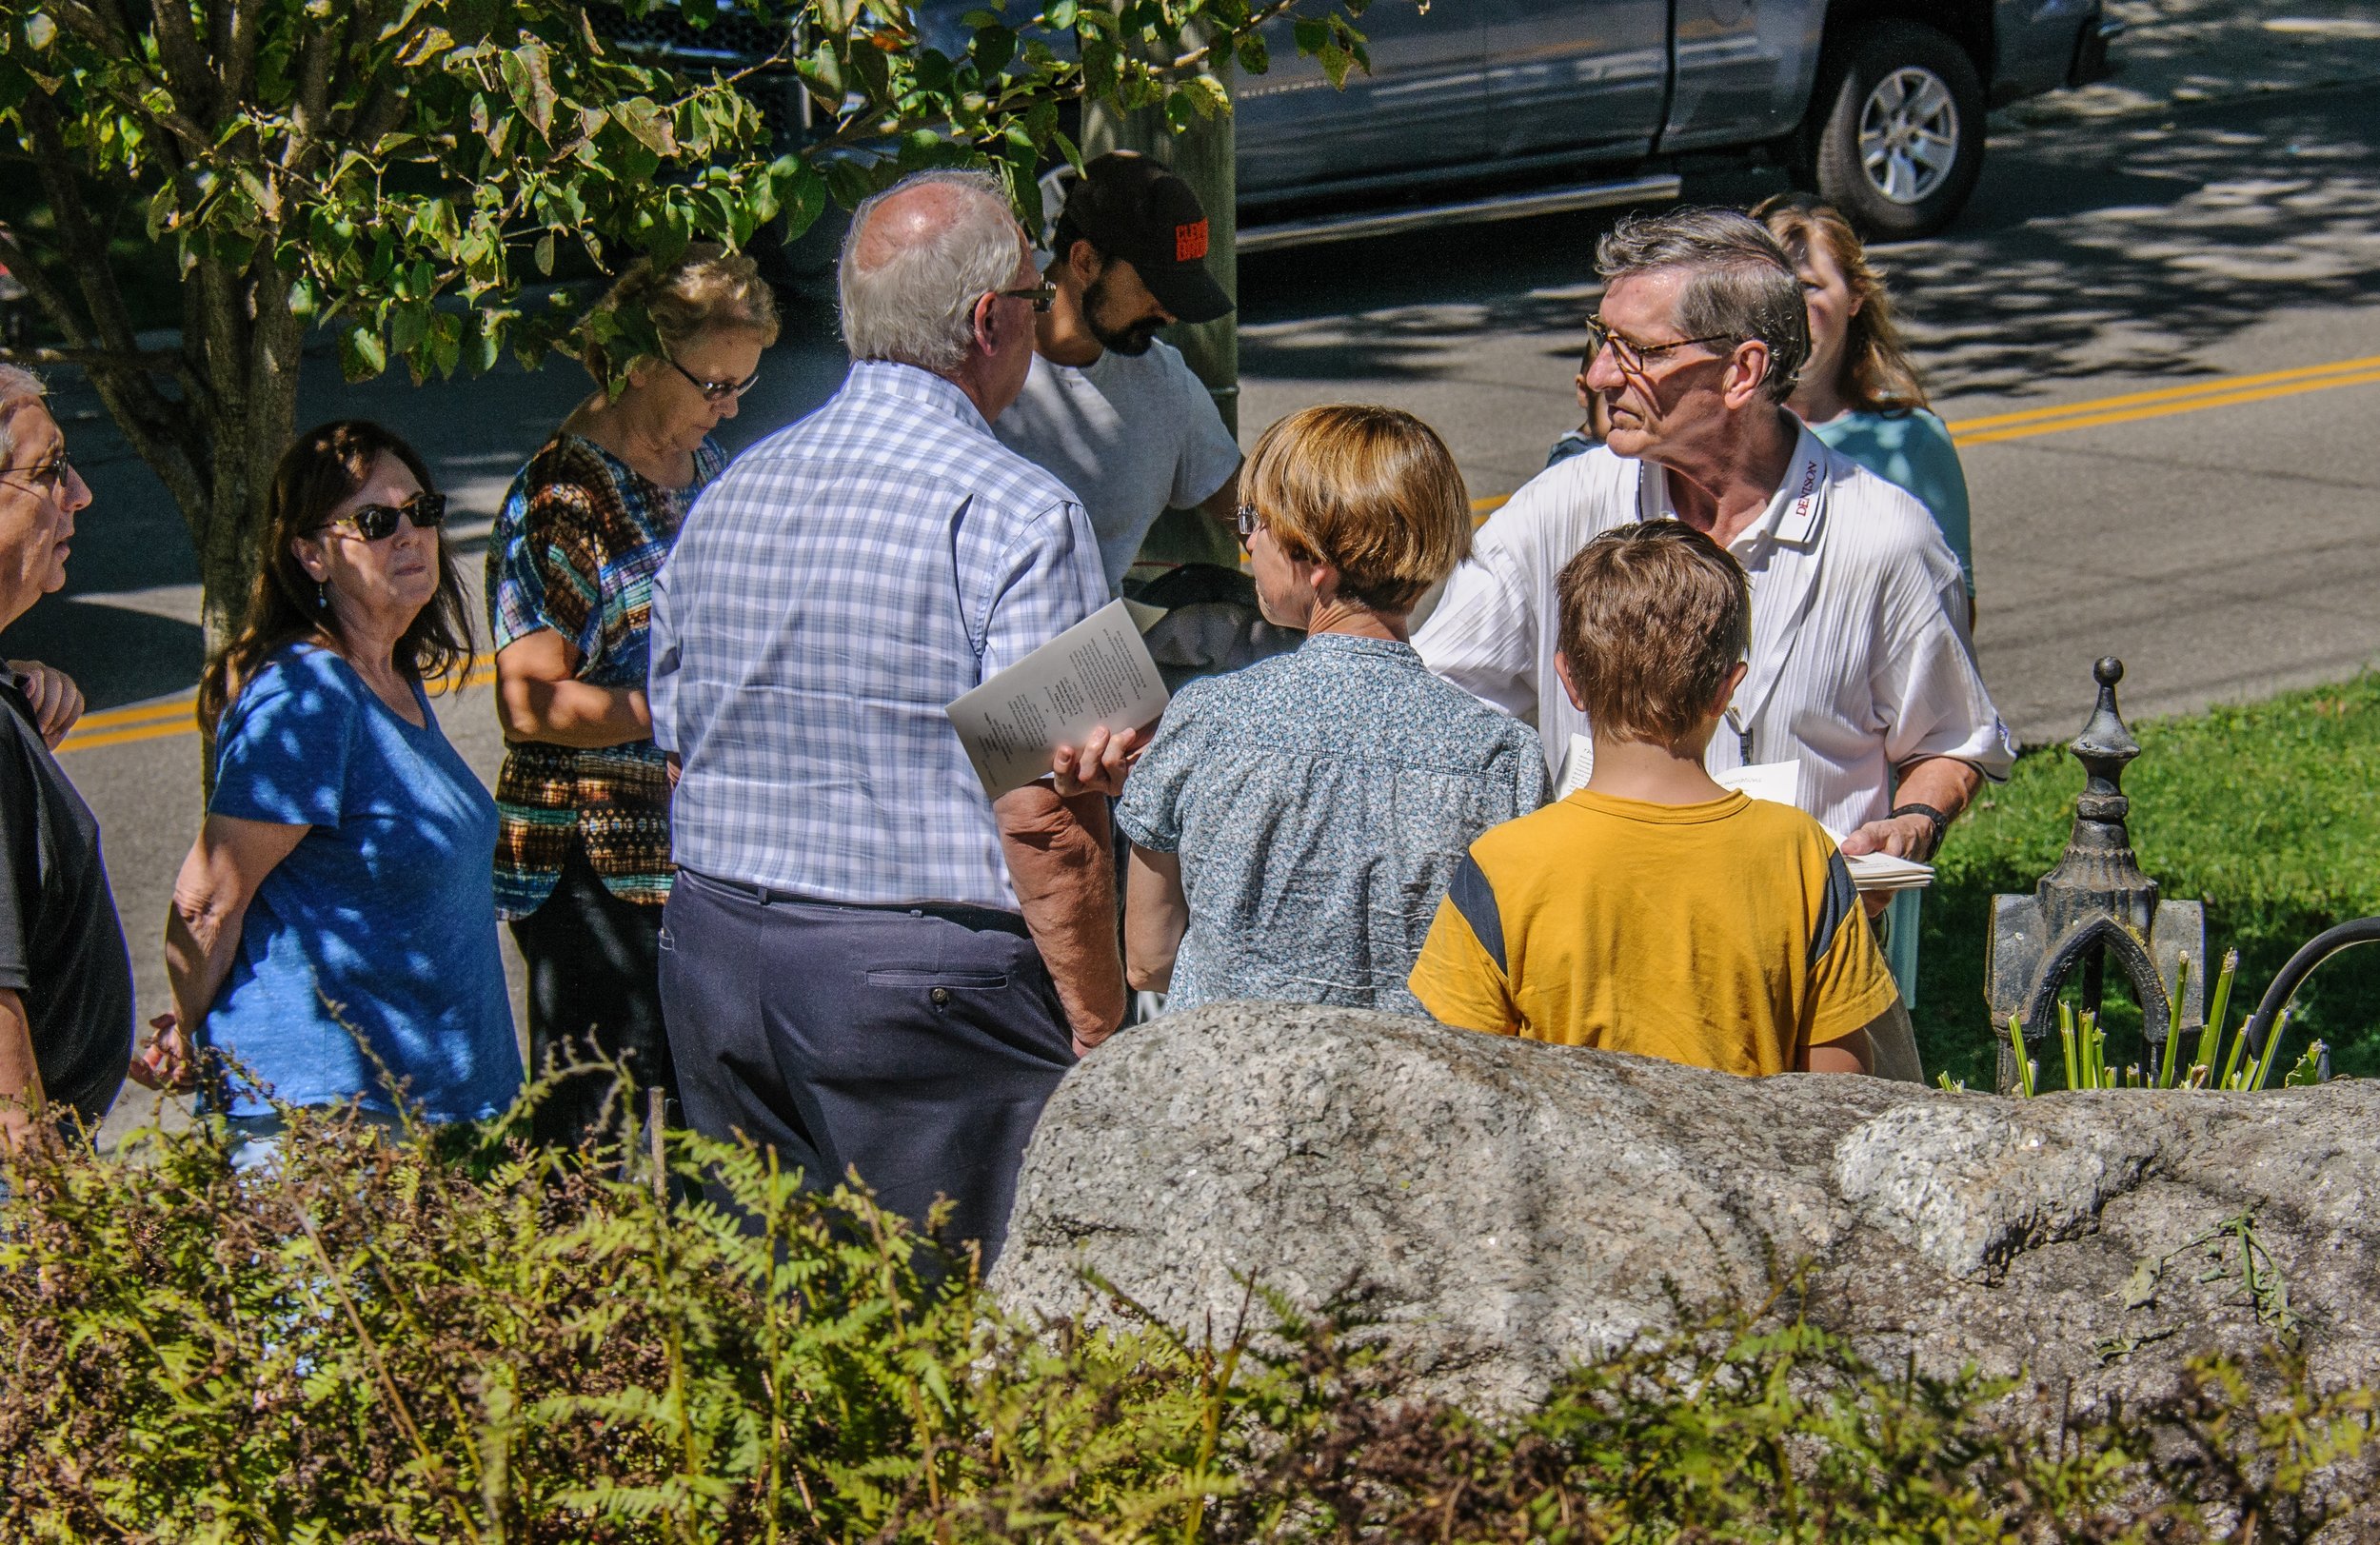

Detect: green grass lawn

[1915,672,2380,1088]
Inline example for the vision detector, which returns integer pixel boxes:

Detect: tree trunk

[188,255,305,662]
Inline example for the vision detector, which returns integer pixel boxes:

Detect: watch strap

[1890,802,1950,862]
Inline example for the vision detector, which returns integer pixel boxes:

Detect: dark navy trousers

[657,869,1076,1263]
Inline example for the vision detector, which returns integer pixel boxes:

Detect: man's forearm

[1895,757,1985,834]
[996,784,1125,1048]
[0,989,47,1151]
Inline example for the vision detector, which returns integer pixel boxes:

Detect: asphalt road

[18,67,2380,1145]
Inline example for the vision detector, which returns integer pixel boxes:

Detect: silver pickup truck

[594,0,2117,248]
[1233,0,2117,246]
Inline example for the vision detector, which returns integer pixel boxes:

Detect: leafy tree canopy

[0,0,1375,637]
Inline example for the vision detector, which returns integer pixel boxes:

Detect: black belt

[679,869,1031,939]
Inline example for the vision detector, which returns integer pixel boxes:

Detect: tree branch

[41,0,218,162]
[0,346,190,370]
[220,0,267,125]
[1162,0,1305,75]
[145,0,221,125]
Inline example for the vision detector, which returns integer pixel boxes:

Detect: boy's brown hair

[1555,521,1751,745]
[1240,404,1472,611]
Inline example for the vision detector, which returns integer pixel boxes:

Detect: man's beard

[1084,269,1165,356]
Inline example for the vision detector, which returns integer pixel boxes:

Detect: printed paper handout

[945,598,1171,800]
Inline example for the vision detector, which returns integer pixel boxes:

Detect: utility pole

[1083,23,1241,572]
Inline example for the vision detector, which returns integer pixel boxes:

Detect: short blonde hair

[1240,404,1471,611]
[584,243,781,380]
[1556,522,1750,745]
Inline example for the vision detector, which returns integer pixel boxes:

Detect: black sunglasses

[666,354,762,403]
[0,448,73,496]
[325,490,447,542]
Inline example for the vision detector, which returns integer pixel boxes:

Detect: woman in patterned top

[1115,405,1548,1016]
[487,245,778,1149]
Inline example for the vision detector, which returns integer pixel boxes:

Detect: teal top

[1808,408,1973,596]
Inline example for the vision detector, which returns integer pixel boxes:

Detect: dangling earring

[315,580,328,610]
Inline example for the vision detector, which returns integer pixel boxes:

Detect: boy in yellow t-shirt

[1409,522,1895,1076]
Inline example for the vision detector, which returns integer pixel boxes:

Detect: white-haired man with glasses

[1414,208,2015,1080]
[0,365,132,1151]
[647,170,1134,1264]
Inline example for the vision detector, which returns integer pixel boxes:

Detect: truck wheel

[1811,20,1985,240]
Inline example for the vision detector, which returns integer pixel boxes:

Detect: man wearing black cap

[995,151,1244,597]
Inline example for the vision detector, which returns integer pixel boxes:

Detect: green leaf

[1318,40,1350,90]
[615,96,679,158]
[339,326,387,381]
[22,11,57,50]
[1046,0,1078,28]
[534,231,555,276]
[774,156,828,240]
[429,310,464,379]
[1234,29,1269,76]
[501,37,558,141]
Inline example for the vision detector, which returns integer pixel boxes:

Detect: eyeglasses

[1582,317,1739,374]
[322,491,447,542]
[0,449,75,498]
[665,355,762,403]
[987,282,1057,314]
[1233,502,1264,546]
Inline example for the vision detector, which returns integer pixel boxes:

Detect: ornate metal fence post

[1985,659,2206,1093]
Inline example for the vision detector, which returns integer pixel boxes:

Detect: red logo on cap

[1176,219,1209,262]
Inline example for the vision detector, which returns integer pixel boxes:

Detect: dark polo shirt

[0,679,132,1129]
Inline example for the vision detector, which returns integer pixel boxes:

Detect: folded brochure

[944,598,1170,800]
[1556,732,1930,894]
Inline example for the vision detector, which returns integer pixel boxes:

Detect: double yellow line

[1465,351,2380,518]
[54,351,2380,755]
[1945,353,2380,446]
[57,656,496,757]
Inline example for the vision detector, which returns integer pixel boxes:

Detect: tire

[1809,20,1986,240]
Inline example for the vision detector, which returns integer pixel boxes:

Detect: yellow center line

[58,657,496,756]
[1462,352,2380,512]
[1952,366,2380,446]
[1946,353,2380,435]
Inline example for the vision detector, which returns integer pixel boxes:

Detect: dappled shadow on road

[1237,82,2380,400]
[0,602,201,714]
[1891,85,2380,399]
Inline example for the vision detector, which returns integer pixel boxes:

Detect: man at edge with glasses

[1414,208,2015,1081]
[0,364,132,1155]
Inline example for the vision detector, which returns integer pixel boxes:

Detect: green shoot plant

[2016,950,2325,1095]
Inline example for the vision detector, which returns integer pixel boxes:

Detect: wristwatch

[1890,802,1951,862]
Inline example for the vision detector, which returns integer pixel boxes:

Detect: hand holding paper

[1052,723,1145,799]
[946,599,1171,800]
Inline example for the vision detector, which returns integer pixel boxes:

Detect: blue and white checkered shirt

[648,360,1105,909]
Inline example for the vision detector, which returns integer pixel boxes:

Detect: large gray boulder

[990,1004,2380,1414]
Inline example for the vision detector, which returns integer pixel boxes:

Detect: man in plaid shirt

[649,170,1131,1262]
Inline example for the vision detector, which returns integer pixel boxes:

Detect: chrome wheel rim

[1857,66,1960,205]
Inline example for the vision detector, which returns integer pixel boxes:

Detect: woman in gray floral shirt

[1117,405,1546,1016]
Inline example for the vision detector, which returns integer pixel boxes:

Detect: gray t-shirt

[995,339,1242,595]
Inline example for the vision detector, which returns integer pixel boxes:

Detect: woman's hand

[126,1013,198,1093]
[8,660,85,747]
[1051,723,1146,799]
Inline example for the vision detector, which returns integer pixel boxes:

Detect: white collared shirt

[1413,423,2017,836]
